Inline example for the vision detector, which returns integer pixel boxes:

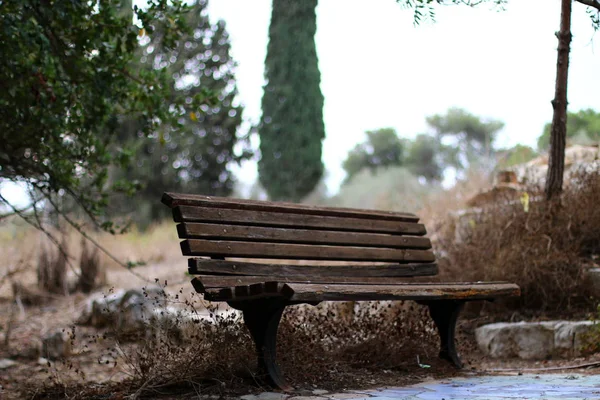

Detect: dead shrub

[35,285,442,398]
[277,301,440,385]
[435,170,600,313]
[37,235,68,295]
[77,237,104,293]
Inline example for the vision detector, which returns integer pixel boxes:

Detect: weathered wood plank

[204,282,292,301]
[181,240,435,262]
[173,206,426,236]
[162,192,419,222]
[286,283,521,302]
[203,282,521,302]
[177,223,432,249]
[192,275,426,289]
[188,259,438,277]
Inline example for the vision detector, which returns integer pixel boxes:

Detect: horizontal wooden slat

[191,274,436,293]
[174,206,426,235]
[178,223,432,249]
[286,282,521,302]
[203,282,521,302]
[206,282,292,301]
[163,192,419,222]
[188,259,438,278]
[181,240,436,262]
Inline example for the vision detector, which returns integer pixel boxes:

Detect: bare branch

[41,192,152,284]
[0,203,35,221]
[0,192,78,279]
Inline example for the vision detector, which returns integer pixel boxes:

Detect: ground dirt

[2,258,600,399]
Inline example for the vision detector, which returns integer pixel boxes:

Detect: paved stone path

[244,374,600,400]
[351,374,600,400]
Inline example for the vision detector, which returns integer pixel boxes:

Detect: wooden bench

[162,192,520,390]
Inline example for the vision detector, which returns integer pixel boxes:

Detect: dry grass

[17,288,450,399]
[417,169,492,228]
[434,170,600,314]
[0,220,181,299]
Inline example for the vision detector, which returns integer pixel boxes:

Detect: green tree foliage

[426,108,504,171]
[404,134,445,182]
[112,0,248,224]
[0,0,202,232]
[258,0,325,202]
[342,128,404,182]
[334,167,440,213]
[342,129,448,183]
[496,144,538,169]
[537,109,600,150]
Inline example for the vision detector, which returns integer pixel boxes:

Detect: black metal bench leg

[427,300,465,368]
[242,301,291,391]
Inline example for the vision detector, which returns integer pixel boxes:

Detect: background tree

[258,0,325,202]
[111,0,248,225]
[538,108,600,150]
[426,107,504,172]
[342,128,404,182]
[404,134,445,182]
[0,0,202,233]
[496,144,538,169]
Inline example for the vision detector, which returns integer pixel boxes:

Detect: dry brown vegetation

[5,285,460,399]
[433,170,600,314]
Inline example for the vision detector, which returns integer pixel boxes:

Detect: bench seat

[198,280,520,303]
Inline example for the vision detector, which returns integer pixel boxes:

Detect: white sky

[207,0,600,193]
[2,0,599,206]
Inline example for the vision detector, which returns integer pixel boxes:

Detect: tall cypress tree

[258,0,325,202]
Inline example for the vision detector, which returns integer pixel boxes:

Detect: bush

[435,170,600,313]
[113,297,440,396]
[26,286,445,398]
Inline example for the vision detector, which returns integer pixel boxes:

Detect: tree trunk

[545,0,572,200]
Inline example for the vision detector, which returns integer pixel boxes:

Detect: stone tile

[256,392,289,400]
[288,397,327,400]
[325,394,368,399]
[0,359,17,369]
[366,374,600,399]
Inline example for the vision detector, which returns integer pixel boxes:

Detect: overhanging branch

[576,0,600,11]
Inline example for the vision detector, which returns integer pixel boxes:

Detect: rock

[77,289,126,327]
[149,306,203,343]
[476,320,600,360]
[241,392,288,400]
[325,394,362,399]
[41,330,71,360]
[290,397,327,400]
[0,359,17,369]
[260,393,289,400]
[476,322,556,359]
[77,287,166,335]
[311,389,328,395]
[554,321,598,356]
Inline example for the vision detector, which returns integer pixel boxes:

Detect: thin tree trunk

[545,0,572,200]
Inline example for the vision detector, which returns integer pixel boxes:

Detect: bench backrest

[163,192,438,281]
